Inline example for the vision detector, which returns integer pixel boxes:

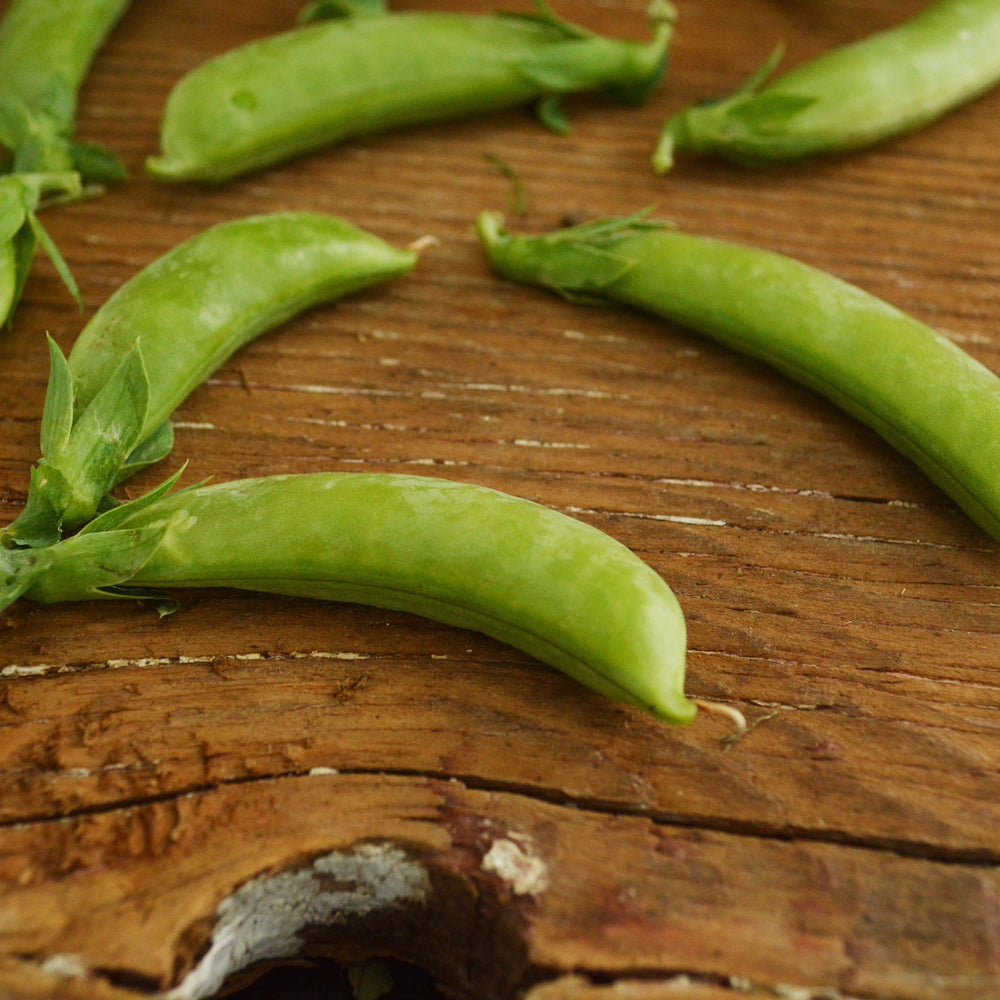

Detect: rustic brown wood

[1,0,999,997]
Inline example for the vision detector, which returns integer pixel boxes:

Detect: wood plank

[1,0,998,997]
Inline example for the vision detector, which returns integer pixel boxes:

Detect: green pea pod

[0,171,82,327]
[3,212,418,547]
[0,0,131,176]
[653,0,1000,171]
[4,471,694,724]
[147,1,675,184]
[477,211,1000,545]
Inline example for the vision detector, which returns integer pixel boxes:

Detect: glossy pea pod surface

[147,7,673,183]
[18,472,695,724]
[654,0,1000,170]
[5,212,416,544]
[478,213,1000,544]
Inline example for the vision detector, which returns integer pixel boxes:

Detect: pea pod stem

[3,212,417,547]
[477,211,1000,545]
[147,1,675,184]
[653,0,1000,171]
[6,471,695,725]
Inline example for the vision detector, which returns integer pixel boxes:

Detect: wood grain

[1,0,999,997]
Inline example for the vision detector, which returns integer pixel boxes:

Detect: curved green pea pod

[0,171,82,327]
[653,0,1000,172]
[0,0,131,177]
[4,212,417,547]
[7,471,694,724]
[477,211,1000,545]
[147,1,675,184]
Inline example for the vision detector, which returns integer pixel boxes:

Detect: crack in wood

[2,764,998,868]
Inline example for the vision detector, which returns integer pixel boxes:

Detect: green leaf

[39,334,75,459]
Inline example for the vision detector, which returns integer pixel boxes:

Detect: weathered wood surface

[1,0,999,997]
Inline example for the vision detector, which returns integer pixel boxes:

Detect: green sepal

[497,0,592,41]
[0,172,83,322]
[737,43,786,97]
[114,420,175,486]
[69,141,128,184]
[25,204,82,308]
[534,95,571,135]
[534,242,638,302]
[53,341,151,528]
[21,522,173,606]
[39,334,75,458]
[1,464,73,549]
[297,0,387,20]
[723,91,818,132]
[79,464,189,536]
[477,210,663,302]
[512,44,599,94]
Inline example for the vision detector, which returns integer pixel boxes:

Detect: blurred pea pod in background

[0,0,131,326]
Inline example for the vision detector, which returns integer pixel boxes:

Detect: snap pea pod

[653,0,1000,172]
[0,0,131,177]
[477,212,1000,544]
[147,2,675,184]
[2,471,696,725]
[3,212,417,547]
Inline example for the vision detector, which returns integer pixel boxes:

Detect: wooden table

[2,1,999,997]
